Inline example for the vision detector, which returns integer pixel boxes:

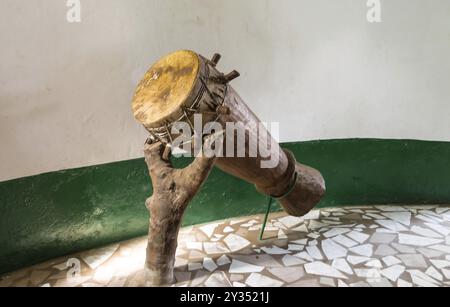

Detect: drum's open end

[279,162,326,217]
[131,50,200,129]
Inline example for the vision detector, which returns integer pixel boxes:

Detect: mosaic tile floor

[2,205,450,287]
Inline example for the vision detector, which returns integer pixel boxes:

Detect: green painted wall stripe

[0,138,449,274]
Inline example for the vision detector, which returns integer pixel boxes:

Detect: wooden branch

[143,140,216,286]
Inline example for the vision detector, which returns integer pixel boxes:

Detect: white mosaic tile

[248,225,262,231]
[367,278,393,287]
[234,254,282,268]
[332,258,353,275]
[199,223,220,238]
[308,240,318,246]
[355,268,381,279]
[375,220,408,232]
[322,239,347,259]
[436,208,450,214]
[429,244,450,254]
[391,243,416,254]
[80,244,119,270]
[230,274,244,282]
[245,273,283,287]
[366,213,386,220]
[303,210,320,220]
[202,258,218,272]
[228,260,264,274]
[374,244,397,256]
[175,258,189,267]
[223,234,251,252]
[267,267,305,283]
[233,281,247,287]
[382,256,402,266]
[418,247,444,258]
[230,218,249,226]
[375,228,396,234]
[223,226,234,233]
[281,255,305,267]
[425,266,443,281]
[320,277,336,287]
[278,229,288,239]
[291,224,308,232]
[332,235,358,248]
[430,259,450,269]
[304,262,347,279]
[261,246,291,255]
[380,265,405,282]
[189,250,206,260]
[416,214,442,224]
[408,270,440,287]
[365,259,383,268]
[323,228,351,238]
[291,239,308,245]
[376,206,408,212]
[186,242,203,251]
[397,279,413,287]
[188,262,203,271]
[52,262,69,271]
[442,269,450,280]
[287,244,304,251]
[349,244,373,257]
[307,233,320,239]
[398,254,427,269]
[346,231,370,244]
[410,226,442,238]
[203,242,230,255]
[348,209,365,214]
[204,271,232,287]
[369,233,396,244]
[308,221,327,230]
[381,212,411,226]
[190,270,209,287]
[306,246,324,260]
[278,216,303,228]
[398,234,443,247]
[294,252,314,262]
[216,255,231,266]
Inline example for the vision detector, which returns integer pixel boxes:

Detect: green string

[258,172,298,241]
[259,197,274,241]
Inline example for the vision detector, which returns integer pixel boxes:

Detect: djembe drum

[132,50,325,217]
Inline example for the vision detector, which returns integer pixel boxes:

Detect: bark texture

[143,140,216,286]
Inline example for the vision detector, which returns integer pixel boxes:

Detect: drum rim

[135,52,228,145]
[131,50,202,129]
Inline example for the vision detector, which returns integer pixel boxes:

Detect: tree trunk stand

[143,141,216,286]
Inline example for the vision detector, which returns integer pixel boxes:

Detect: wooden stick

[143,139,217,286]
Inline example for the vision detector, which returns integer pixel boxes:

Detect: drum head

[132,50,200,128]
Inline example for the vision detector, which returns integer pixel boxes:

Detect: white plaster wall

[1,0,449,181]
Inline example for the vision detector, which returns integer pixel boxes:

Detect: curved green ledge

[1,138,449,274]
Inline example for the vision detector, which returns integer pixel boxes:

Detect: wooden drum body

[132,50,325,217]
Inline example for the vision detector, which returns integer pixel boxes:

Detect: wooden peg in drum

[207,53,240,84]
[222,70,240,83]
[211,70,241,84]
[210,53,221,67]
